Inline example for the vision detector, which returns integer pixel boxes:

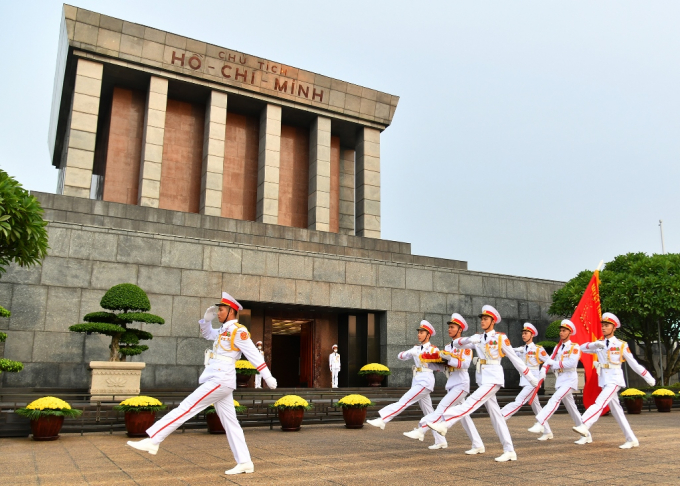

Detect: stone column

[355,127,381,238]
[339,148,355,235]
[308,116,331,232]
[200,91,228,216]
[256,104,281,224]
[60,58,103,198]
[137,76,168,208]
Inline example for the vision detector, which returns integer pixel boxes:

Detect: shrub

[235,359,259,375]
[337,394,374,408]
[536,340,558,355]
[0,306,23,374]
[269,395,312,410]
[206,401,247,414]
[114,396,166,412]
[545,320,562,340]
[15,396,82,420]
[358,363,391,376]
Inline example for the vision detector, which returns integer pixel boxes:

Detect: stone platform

[1,412,677,485]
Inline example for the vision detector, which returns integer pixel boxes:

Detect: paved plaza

[1,412,678,485]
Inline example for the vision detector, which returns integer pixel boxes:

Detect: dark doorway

[270,318,314,387]
[271,334,301,387]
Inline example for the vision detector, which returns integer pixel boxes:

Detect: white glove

[539,367,547,380]
[592,341,606,349]
[203,306,217,322]
[527,374,539,388]
[646,377,656,387]
[543,358,556,367]
[467,334,482,345]
[265,376,277,389]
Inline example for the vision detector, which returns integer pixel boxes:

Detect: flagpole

[657,222,665,386]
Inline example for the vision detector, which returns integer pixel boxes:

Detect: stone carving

[105,377,127,388]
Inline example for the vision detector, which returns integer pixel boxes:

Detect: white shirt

[513,342,550,386]
[329,352,341,371]
[550,340,580,389]
[397,342,438,391]
[581,336,653,387]
[437,341,473,392]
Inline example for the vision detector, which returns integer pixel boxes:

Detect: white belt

[413,366,434,376]
[204,349,234,366]
[555,367,576,374]
[594,362,621,375]
[444,367,463,378]
[475,358,500,374]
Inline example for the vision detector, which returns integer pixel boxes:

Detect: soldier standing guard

[127,292,277,475]
[329,345,341,388]
[403,313,485,454]
[573,312,655,448]
[500,323,554,441]
[254,341,265,388]
[427,305,538,462]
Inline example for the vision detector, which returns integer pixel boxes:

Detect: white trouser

[438,384,514,452]
[146,381,251,464]
[535,385,584,430]
[581,384,635,442]
[501,385,552,435]
[419,386,484,448]
[378,384,436,440]
[331,370,339,388]
[255,374,262,388]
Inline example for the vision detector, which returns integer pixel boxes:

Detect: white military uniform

[501,342,553,435]
[418,341,484,449]
[329,348,341,388]
[254,345,264,389]
[146,318,273,465]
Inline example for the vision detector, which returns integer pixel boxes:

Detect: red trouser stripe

[582,386,619,423]
[445,385,497,422]
[540,387,572,425]
[383,386,426,420]
[503,389,531,418]
[149,384,221,438]
[423,389,465,428]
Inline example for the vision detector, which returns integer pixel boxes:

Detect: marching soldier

[367,320,440,441]
[527,319,590,444]
[500,323,554,441]
[573,312,655,448]
[254,341,264,389]
[127,292,277,475]
[427,305,538,462]
[329,344,341,388]
[403,313,485,454]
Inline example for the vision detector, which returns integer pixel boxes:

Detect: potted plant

[269,395,312,431]
[69,284,165,401]
[619,388,646,414]
[15,396,82,441]
[205,400,247,434]
[337,394,374,429]
[651,388,675,412]
[114,396,166,437]
[1,306,24,376]
[358,363,391,387]
[235,360,258,387]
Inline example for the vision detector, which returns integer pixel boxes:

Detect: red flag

[570,271,603,410]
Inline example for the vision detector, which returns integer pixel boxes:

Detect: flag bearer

[427,305,538,462]
[501,323,554,441]
[127,292,277,476]
[573,312,655,448]
[403,313,485,454]
[254,341,264,389]
[329,344,341,388]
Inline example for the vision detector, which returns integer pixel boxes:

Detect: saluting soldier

[500,323,554,441]
[254,341,264,389]
[404,313,485,454]
[329,344,341,388]
[127,292,277,476]
[573,312,655,448]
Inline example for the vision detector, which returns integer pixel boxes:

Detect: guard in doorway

[329,344,341,388]
[126,292,277,476]
[255,341,264,389]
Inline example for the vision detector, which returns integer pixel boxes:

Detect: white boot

[494,451,517,462]
[367,418,386,430]
[465,447,485,455]
[572,424,589,437]
[225,462,254,475]
[537,432,554,441]
[619,440,639,449]
[428,443,448,450]
[527,422,544,434]
[426,421,448,437]
[126,438,159,455]
[403,428,425,441]
[575,435,592,445]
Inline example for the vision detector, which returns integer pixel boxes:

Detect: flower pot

[236,373,252,388]
[364,373,385,387]
[206,413,225,434]
[124,410,157,437]
[624,397,644,414]
[342,407,367,429]
[278,408,305,431]
[89,361,146,403]
[654,397,673,413]
[30,415,64,441]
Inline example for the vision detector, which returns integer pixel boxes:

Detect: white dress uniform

[254,343,264,389]
[329,347,341,388]
[576,312,655,446]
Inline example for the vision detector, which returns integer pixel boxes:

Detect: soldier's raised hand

[467,334,482,345]
[203,305,217,322]
[265,376,277,389]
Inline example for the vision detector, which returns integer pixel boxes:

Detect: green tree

[0,169,49,276]
[0,307,24,374]
[69,284,165,362]
[549,252,680,383]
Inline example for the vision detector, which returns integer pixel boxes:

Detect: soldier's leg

[485,394,514,452]
[458,394,484,449]
[379,385,429,423]
[562,390,585,427]
[501,385,533,420]
[215,389,251,465]
[418,387,466,431]
[439,384,500,429]
[147,382,228,443]
[530,396,552,435]
[535,384,573,425]
[417,393,445,444]
[254,374,262,389]
[581,384,621,429]
[607,393,637,442]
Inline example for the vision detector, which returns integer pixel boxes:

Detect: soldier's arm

[559,346,581,369]
[580,341,603,354]
[236,330,274,382]
[452,337,478,349]
[623,344,655,385]
[199,319,219,341]
[398,347,415,360]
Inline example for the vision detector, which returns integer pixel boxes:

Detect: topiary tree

[545,320,561,341]
[0,306,24,374]
[69,283,165,362]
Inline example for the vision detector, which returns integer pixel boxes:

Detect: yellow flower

[26,396,71,411]
[273,395,309,408]
[338,394,372,407]
[233,399,241,407]
[119,396,163,407]
[620,388,646,397]
[652,388,676,397]
[235,360,256,369]
[359,363,390,372]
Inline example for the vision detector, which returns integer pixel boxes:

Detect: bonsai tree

[536,320,561,354]
[69,283,164,361]
[0,306,24,374]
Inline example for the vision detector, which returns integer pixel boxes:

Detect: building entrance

[270,319,314,387]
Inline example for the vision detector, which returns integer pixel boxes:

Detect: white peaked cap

[216,291,243,311]
[479,305,501,323]
[523,323,538,336]
[256,341,263,346]
[417,320,436,336]
[332,344,338,349]
[447,313,468,332]
[601,312,621,329]
[561,319,577,336]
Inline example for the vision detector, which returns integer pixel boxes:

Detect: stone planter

[342,407,367,429]
[236,373,253,388]
[124,410,156,437]
[654,397,673,413]
[364,373,385,387]
[278,408,305,431]
[89,361,146,403]
[577,369,585,391]
[624,397,644,414]
[206,413,225,434]
[30,415,64,441]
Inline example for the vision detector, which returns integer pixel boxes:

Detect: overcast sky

[1,1,678,282]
